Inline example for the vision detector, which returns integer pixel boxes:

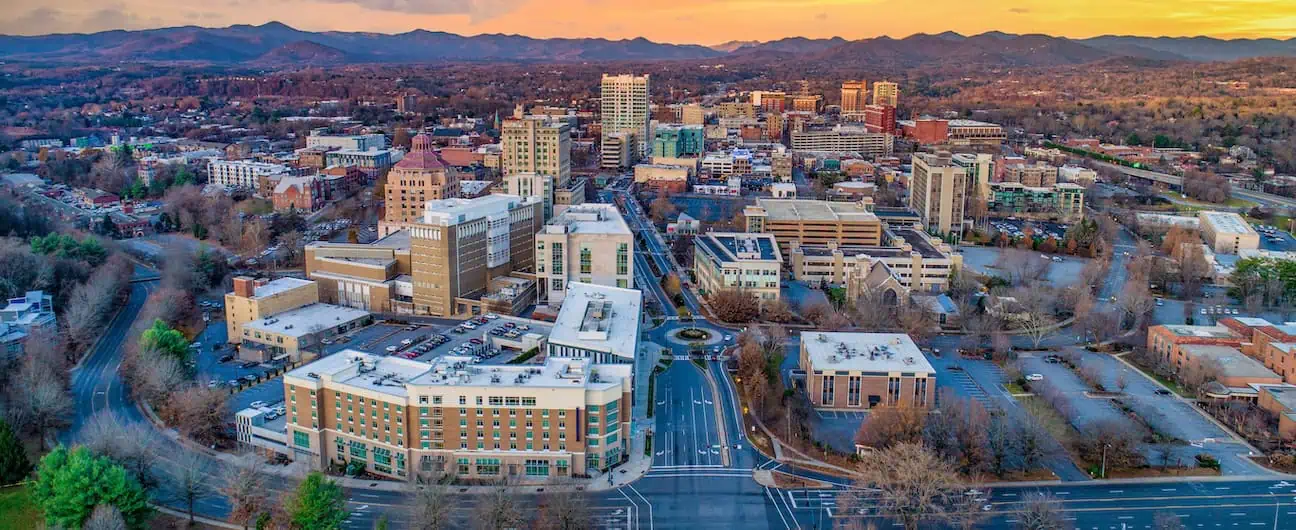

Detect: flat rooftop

[873,207,922,221]
[1160,324,1240,339]
[1179,344,1279,380]
[1261,385,1296,411]
[754,199,879,223]
[242,303,371,337]
[286,349,431,398]
[251,278,315,299]
[1199,211,1257,236]
[802,332,935,375]
[548,282,642,359]
[422,194,538,226]
[408,355,630,391]
[285,350,630,397]
[544,204,631,236]
[698,232,782,262]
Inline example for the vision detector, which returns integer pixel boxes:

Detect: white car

[484,313,499,320]
[249,401,267,409]
[385,345,399,353]
[1025,374,1044,382]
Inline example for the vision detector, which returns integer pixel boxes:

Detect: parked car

[1154,389,1173,396]
[219,354,235,363]
[241,361,259,368]
[249,401,267,409]
[386,345,399,353]
[1025,374,1044,382]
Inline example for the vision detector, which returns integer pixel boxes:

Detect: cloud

[1008,7,1031,14]
[0,7,71,35]
[315,0,527,22]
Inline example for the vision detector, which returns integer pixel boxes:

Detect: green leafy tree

[174,166,194,187]
[0,419,32,484]
[1126,133,1142,146]
[31,446,153,529]
[285,472,348,530]
[140,319,190,361]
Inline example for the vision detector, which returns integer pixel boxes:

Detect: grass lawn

[1018,396,1079,447]
[647,370,658,418]
[0,485,42,530]
[1003,382,1029,395]
[1123,359,1189,397]
[1159,192,1256,211]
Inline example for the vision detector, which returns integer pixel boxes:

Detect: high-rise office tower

[600,74,651,160]
[909,152,966,241]
[873,81,899,107]
[501,116,571,184]
[840,80,868,114]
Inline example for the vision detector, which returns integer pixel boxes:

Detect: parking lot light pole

[1101,443,1112,478]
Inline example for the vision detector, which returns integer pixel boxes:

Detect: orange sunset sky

[1,0,1293,41]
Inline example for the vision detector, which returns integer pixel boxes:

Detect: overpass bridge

[1096,161,1296,210]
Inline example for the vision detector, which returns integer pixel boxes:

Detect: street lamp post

[1101,443,1112,479]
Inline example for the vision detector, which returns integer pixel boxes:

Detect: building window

[525,459,550,476]
[914,378,929,406]
[848,376,862,407]
[820,375,834,405]
[293,431,310,448]
[888,377,902,405]
[580,248,592,274]
[616,243,629,275]
[476,458,501,475]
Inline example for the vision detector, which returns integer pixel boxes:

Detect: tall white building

[600,74,651,161]
[535,204,634,305]
[207,160,291,189]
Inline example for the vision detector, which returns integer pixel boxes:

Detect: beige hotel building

[282,352,631,482]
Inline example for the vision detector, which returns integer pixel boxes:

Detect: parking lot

[1019,349,1267,475]
[1255,224,1296,252]
[1017,353,1141,431]
[987,218,1071,242]
[958,246,1087,287]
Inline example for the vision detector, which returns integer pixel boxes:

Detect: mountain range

[1,22,1294,66]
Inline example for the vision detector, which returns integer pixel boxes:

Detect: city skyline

[2,0,1294,41]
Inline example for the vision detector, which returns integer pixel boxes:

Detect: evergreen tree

[140,319,190,360]
[31,446,153,529]
[0,419,32,484]
[285,472,348,530]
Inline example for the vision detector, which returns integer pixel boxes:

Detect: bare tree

[1015,492,1070,530]
[407,485,454,530]
[1018,418,1048,472]
[845,442,962,530]
[855,405,927,450]
[707,289,761,323]
[279,229,307,266]
[986,412,1017,478]
[169,450,212,524]
[472,484,527,530]
[83,504,127,530]
[78,412,159,489]
[12,359,71,451]
[536,485,593,530]
[159,386,229,446]
[222,460,270,530]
